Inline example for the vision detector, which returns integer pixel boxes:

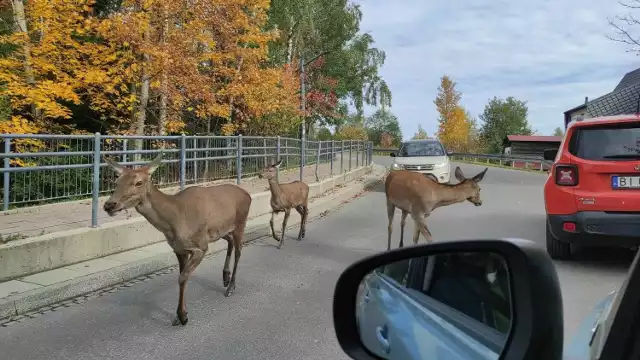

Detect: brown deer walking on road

[258,159,309,249]
[102,154,252,326]
[385,166,488,250]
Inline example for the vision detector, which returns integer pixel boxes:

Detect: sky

[351,0,640,140]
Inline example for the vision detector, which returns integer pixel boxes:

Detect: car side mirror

[543,149,558,161]
[333,239,564,360]
[389,152,396,157]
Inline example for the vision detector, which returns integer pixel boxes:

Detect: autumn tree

[379,132,394,148]
[433,75,472,151]
[412,125,430,140]
[364,108,402,147]
[479,96,533,153]
[335,125,368,141]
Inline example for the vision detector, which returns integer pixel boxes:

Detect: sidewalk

[1,156,363,239]
[0,164,386,323]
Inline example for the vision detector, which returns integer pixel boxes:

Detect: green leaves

[479,96,533,153]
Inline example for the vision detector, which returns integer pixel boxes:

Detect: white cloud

[351,0,640,139]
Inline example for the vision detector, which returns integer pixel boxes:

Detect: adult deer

[102,154,252,326]
[385,166,488,250]
[258,159,309,249]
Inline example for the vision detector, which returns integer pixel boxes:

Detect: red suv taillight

[555,164,578,186]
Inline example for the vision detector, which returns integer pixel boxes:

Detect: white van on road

[389,139,452,183]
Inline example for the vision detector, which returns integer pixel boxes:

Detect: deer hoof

[172,312,188,326]
[224,284,235,297]
[223,271,231,287]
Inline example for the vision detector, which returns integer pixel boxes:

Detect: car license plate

[611,176,640,189]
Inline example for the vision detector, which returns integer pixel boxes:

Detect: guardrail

[372,148,553,172]
[0,134,374,225]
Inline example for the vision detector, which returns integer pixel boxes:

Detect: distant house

[502,135,562,170]
[564,68,640,128]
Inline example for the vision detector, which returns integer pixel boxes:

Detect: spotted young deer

[102,154,252,326]
[385,166,488,250]
[258,159,309,249]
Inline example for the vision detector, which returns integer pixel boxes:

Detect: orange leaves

[437,106,472,151]
[336,126,368,141]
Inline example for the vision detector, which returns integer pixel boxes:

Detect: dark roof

[506,135,562,143]
[614,68,640,92]
[564,68,640,119]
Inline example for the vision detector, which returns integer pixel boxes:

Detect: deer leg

[222,234,233,287]
[175,252,187,273]
[269,211,279,241]
[225,228,244,297]
[278,209,291,249]
[173,248,205,326]
[412,214,434,244]
[386,200,395,251]
[399,210,408,248]
[295,204,308,240]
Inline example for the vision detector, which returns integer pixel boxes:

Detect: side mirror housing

[332,239,564,360]
[543,149,558,161]
[389,152,396,157]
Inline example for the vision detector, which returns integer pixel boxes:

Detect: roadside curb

[0,164,386,323]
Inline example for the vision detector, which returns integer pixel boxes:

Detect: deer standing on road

[102,154,252,326]
[258,159,309,249]
[385,166,488,250]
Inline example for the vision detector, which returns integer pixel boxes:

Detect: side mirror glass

[543,149,558,161]
[333,239,564,360]
[355,251,512,359]
[389,152,396,157]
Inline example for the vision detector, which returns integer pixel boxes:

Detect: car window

[421,254,512,335]
[377,258,411,286]
[569,122,640,161]
[398,142,445,157]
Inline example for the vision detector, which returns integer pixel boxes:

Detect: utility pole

[300,58,306,181]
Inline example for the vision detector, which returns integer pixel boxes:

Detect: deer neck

[267,177,284,200]
[434,184,470,207]
[135,184,179,233]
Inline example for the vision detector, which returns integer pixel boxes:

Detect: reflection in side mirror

[389,152,396,157]
[355,251,512,360]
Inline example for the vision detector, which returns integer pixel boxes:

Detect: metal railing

[1,134,374,226]
[373,148,553,171]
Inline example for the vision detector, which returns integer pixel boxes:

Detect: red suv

[544,114,640,259]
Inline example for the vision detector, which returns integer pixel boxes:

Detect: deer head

[258,159,282,180]
[453,166,488,207]
[103,154,163,216]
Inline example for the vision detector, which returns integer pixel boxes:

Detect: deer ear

[472,168,488,183]
[144,153,164,175]
[454,166,466,182]
[103,156,125,175]
[274,159,283,168]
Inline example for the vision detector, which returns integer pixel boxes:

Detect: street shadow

[558,246,636,271]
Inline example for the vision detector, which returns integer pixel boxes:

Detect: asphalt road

[0,156,633,359]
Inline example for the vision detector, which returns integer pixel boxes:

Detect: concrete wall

[0,166,371,282]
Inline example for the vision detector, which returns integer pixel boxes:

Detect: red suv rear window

[568,122,640,161]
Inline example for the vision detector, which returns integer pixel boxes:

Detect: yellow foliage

[335,126,368,141]
[437,106,472,152]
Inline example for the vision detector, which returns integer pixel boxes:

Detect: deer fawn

[385,166,488,250]
[102,154,252,326]
[258,159,309,249]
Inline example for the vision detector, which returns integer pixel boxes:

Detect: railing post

[356,141,359,168]
[315,141,321,182]
[122,139,128,163]
[330,140,334,176]
[3,138,11,211]
[300,137,305,181]
[192,138,198,183]
[180,134,186,190]
[349,140,352,171]
[91,132,101,228]
[341,140,344,173]
[276,136,281,181]
[236,134,243,184]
